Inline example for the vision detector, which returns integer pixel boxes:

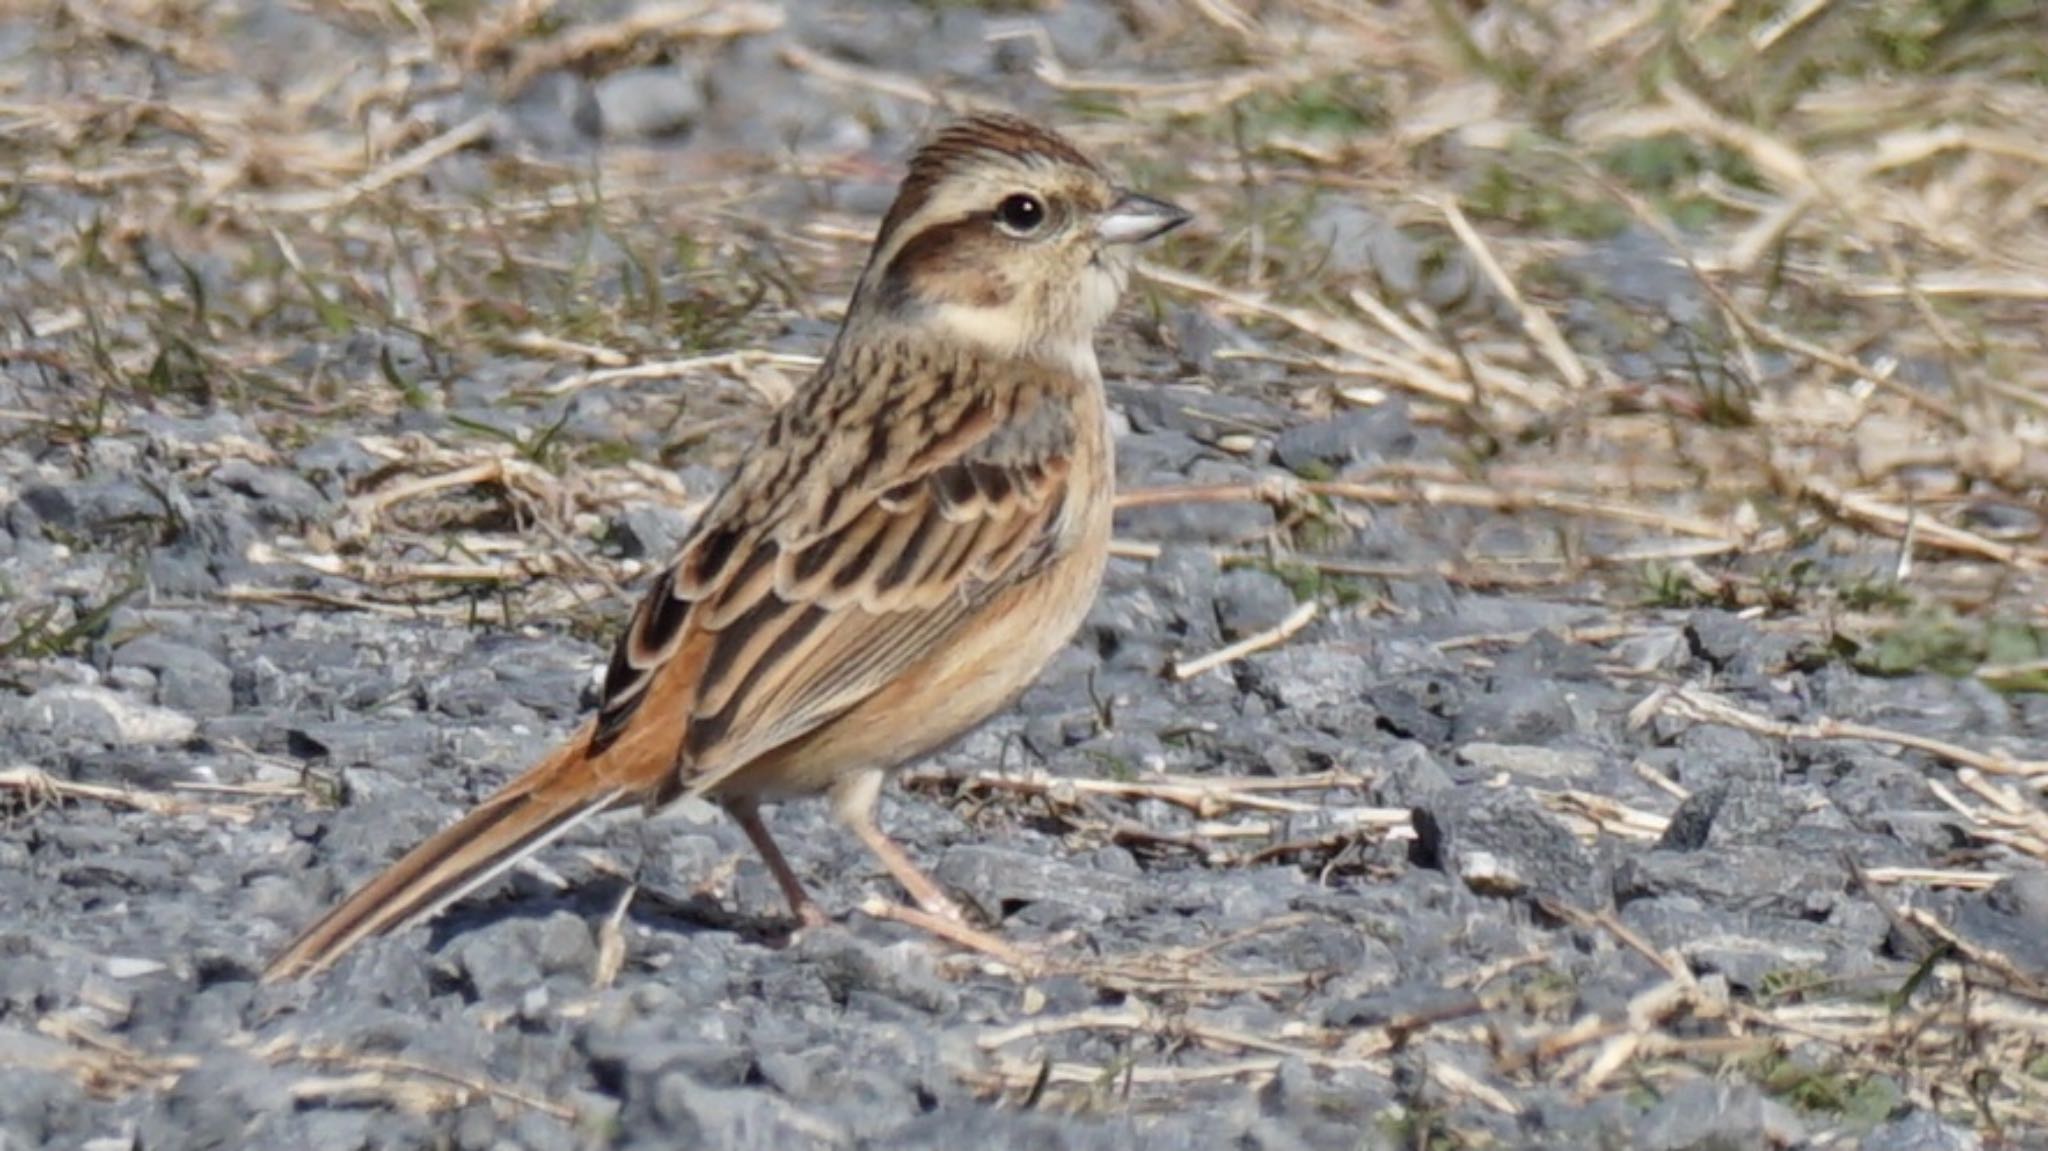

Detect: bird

[262,112,1192,981]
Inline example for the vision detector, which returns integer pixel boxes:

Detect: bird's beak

[1096,191,1193,245]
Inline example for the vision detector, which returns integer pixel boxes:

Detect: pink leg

[727,797,827,928]
[832,767,964,921]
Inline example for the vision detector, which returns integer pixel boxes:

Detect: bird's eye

[994,193,1047,236]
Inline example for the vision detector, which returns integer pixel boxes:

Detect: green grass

[1852,613,2048,687]
[1466,145,1632,240]
[1743,1051,1903,1127]
[0,577,144,662]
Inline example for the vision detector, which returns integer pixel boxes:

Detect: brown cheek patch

[881,217,1013,310]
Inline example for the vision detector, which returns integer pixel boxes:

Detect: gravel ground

[6,3,2048,1149]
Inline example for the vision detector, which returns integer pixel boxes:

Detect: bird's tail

[262,725,631,982]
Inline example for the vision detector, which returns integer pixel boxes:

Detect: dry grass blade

[918,767,1371,819]
[594,884,636,989]
[246,113,498,215]
[22,1017,199,1098]
[1172,601,1317,680]
[507,330,632,367]
[501,1,784,92]
[1899,909,2048,999]
[1139,261,1479,405]
[1634,686,2048,780]
[544,350,818,403]
[1860,866,2005,890]
[1800,475,2046,567]
[1433,194,1590,390]
[975,1000,1390,1079]
[1543,790,1670,841]
[1117,478,1739,544]
[254,1039,575,1120]
[779,44,939,106]
[0,766,260,823]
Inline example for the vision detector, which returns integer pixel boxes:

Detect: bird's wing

[591,359,1079,795]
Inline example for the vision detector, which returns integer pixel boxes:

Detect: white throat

[930,301,1101,383]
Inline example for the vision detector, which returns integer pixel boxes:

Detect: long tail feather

[263,734,630,982]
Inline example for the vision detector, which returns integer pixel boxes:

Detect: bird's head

[847,113,1192,375]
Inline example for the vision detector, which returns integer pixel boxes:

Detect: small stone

[1412,786,1605,909]
[1324,984,1481,1029]
[1246,646,1372,720]
[1169,306,1226,376]
[1657,780,1802,850]
[612,501,694,561]
[594,64,705,141]
[208,458,329,527]
[1456,742,1600,783]
[113,636,235,718]
[1616,846,1847,919]
[105,666,157,694]
[1034,0,1124,67]
[1637,1079,1805,1151]
[1990,870,2048,925]
[1957,500,2039,538]
[293,435,382,493]
[1305,199,1393,279]
[1213,567,1297,640]
[1456,850,1523,895]
[13,684,196,745]
[1684,609,1758,668]
[934,845,1134,926]
[1114,494,1276,546]
[1270,402,1415,476]
[1374,742,1456,807]
[103,957,168,980]
[1955,871,2048,975]
[449,921,547,1002]
[1859,1111,1981,1151]
[1450,680,1576,744]
[1670,724,1783,788]
[1657,784,1722,851]
[794,930,958,1016]
[534,911,597,977]
[507,71,603,150]
[1364,676,1461,747]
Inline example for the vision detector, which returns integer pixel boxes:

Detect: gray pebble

[1684,609,1758,669]
[614,500,695,561]
[934,844,1134,926]
[9,683,196,745]
[1636,1079,1805,1151]
[1213,566,1296,640]
[113,635,234,718]
[1413,785,1606,909]
[1270,401,1416,476]
[1859,1110,1981,1151]
[1616,846,1847,919]
[1456,742,1601,784]
[1450,679,1576,744]
[595,64,706,142]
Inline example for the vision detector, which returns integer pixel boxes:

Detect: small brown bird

[264,113,1191,980]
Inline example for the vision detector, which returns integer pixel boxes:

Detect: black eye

[995,193,1046,235]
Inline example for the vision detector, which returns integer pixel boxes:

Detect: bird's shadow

[423,874,804,963]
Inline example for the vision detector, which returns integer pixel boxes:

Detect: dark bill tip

[1096,191,1193,245]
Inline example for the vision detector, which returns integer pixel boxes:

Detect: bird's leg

[831,766,965,922]
[726,795,827,929]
